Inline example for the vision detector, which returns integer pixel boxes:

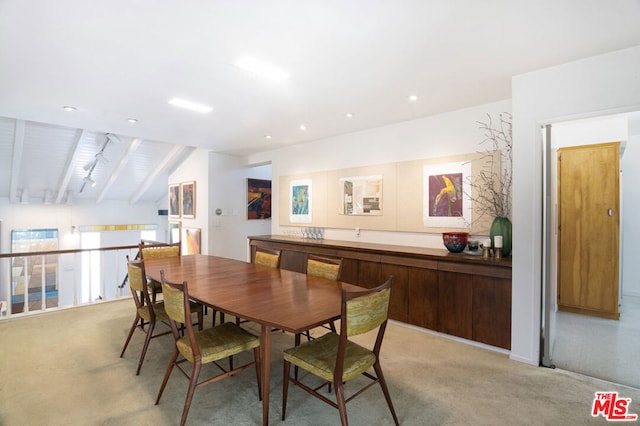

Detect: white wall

[512,44,640,365]
[249,99,512,249]
[0,198,166,251]
[207,152,272,261]
[622,134,640,296]
[169,148,210,254]
[551,115,628,149]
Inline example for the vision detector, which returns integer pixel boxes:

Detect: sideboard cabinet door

[437,270,473,340]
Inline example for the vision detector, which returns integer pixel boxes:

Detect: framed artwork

[182,227,201,255]
[290,179,312,223]
[423,161,472,228]
[168,183,180,218]
[168,221,181,244]
[247,178,272,220]
[181,181,196,219]
[339,174,383,215]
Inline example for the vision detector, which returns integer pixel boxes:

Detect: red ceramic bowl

[442,232,468,253]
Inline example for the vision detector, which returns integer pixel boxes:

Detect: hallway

[551,295,640,389]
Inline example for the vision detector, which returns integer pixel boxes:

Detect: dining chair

[297,255,343,343]
[139,241,181,303]
[254,246,281,268]
[232,246,282,326]
[119,258,204,375]
[155,271,262,426]
[281,277,399,426]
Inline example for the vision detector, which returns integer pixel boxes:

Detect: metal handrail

[0,243,159,319]
[0,244,140,259]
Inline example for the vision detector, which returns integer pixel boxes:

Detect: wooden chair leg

[294,334,301,380]
[282,360,291,420]
[120,314,141,358]
[374,362,400,426]
[254,347,262,400]
[211,310,225,326]
[136,321,155,375]
[155,348,179,405]
[334,379,348,426]
[179,362,201,426]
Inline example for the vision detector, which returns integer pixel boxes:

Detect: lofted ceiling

[0,0,639,205]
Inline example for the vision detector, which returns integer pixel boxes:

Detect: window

[10,229,59,313]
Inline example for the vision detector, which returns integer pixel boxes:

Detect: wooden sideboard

[249,235,512,350]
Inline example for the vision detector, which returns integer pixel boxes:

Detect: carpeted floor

[1,299,639,425]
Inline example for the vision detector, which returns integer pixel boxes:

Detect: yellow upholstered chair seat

[136,300,200,323]
[136,303,168,323]
[175,322,261,364]
[284,333,375,382]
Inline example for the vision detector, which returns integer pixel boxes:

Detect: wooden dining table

[143,254,362,425]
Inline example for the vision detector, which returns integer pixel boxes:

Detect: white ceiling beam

[96,137,142,204]
[9,120,25,203]
[129,145,188,205]
[55,128,86,204]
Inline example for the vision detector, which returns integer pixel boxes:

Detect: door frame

[540,112,630,368]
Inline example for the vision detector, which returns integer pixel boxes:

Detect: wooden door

[557,142,620,319]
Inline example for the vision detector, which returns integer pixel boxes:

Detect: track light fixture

[79,133,115,193]
[106,133,121,144]
[84,175,96,187]
[95,152,108,165]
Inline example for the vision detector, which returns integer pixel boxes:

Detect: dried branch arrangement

[467,112,512,222]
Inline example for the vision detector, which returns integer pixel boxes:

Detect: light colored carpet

[1,299,638,425]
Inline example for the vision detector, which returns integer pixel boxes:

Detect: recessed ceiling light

[63,105,77,111]
[264,135,272,140]
[408,95,419,102]
[299,124,307,131]
[127,118,138,123]
[168,98,213,113]
[345,113,354,118]
[234,57,290,82]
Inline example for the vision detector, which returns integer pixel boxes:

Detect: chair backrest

[341,277,392,338]
[306,255,343,281]
[254,246,281,268]
[140,242,181,259]
[126,258,152,310]
[160,270,188,324]
[160,270,201,360]
[334,277,392,382]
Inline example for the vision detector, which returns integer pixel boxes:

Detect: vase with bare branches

[467,112,513,256]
